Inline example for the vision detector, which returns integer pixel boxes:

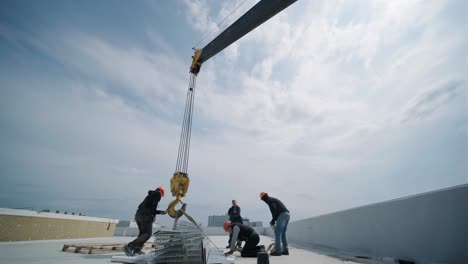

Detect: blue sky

[0,0,466,226]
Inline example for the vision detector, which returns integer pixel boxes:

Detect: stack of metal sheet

[149,221,206,264]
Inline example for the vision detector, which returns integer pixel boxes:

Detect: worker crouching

[223,221,264,258]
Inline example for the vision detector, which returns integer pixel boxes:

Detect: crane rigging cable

[192,0,252,49]
[166,74,196,219]
[175,73,197,173]
[166,0,298,221]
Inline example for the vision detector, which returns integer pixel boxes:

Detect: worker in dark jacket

[123,186,166,256]
[260,192,290,256]
[228,200,243,223]
[223,221,264,257]
[226,200,243,248]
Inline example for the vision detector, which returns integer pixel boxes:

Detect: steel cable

[176,73,197,173]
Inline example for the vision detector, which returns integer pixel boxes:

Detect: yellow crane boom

[167,0,297,219]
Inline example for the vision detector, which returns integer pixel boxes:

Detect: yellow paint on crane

[167,171,190,218]
[189,49,203,74]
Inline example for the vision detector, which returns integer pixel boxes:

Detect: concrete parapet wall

[265,184,468,264]
[0,208,118,241]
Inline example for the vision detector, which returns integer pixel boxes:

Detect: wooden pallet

[62,242,153,254]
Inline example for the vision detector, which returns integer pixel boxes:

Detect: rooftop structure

[0,208,118,241]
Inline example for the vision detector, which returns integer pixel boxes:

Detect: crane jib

[190,0,297,74]
[169,0,297,221]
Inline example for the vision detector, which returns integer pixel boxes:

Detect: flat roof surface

[0,235,357,264]
[206,235,358,264]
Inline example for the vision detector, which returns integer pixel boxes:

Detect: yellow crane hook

[166,171,190,218]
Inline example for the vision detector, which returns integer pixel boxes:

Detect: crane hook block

[170,171,190,197]
[167,171,190,218]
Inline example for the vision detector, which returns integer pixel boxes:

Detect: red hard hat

[260,192,268,200]
[223,221,232,232]
[156,186,165,197]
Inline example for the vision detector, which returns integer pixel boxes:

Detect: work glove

[270,220,275,226]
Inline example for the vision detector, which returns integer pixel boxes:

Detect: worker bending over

[260,192,290,256]
[223,221,264,257]
[123,186,167,256]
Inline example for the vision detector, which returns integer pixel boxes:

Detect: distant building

[247,221,263,227]
[113,220,161,237]
[116,220,131,227]
[207,215,228,227]
[207,215,263,228]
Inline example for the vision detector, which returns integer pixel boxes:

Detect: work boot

[282,250,289,255]
[122,245,134,257]
[270,251,282,256]
[133,248,145,256]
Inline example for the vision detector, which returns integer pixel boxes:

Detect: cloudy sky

[0,0,466,226]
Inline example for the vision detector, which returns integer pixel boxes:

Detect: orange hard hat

[156,186,165,197]
[260,192,268,200]
[223,221,232,232]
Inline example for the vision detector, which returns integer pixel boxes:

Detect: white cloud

[179,0,467,220]
[1,0,466,223]
[183,0,218,34]
[400,80,465,123]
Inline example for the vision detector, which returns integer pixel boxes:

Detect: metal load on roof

[150,221,206,264]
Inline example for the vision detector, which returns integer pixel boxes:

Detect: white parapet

[0,208,119,241]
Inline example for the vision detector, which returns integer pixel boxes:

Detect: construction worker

[223,221,264,258]
[260,192,290,256]
[226,199,243,248]
[123,186,167,256]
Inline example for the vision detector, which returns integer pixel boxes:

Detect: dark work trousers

[241,233,261,257]
[128,214,153,252]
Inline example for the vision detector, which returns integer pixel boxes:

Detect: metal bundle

[149,221,206,264]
